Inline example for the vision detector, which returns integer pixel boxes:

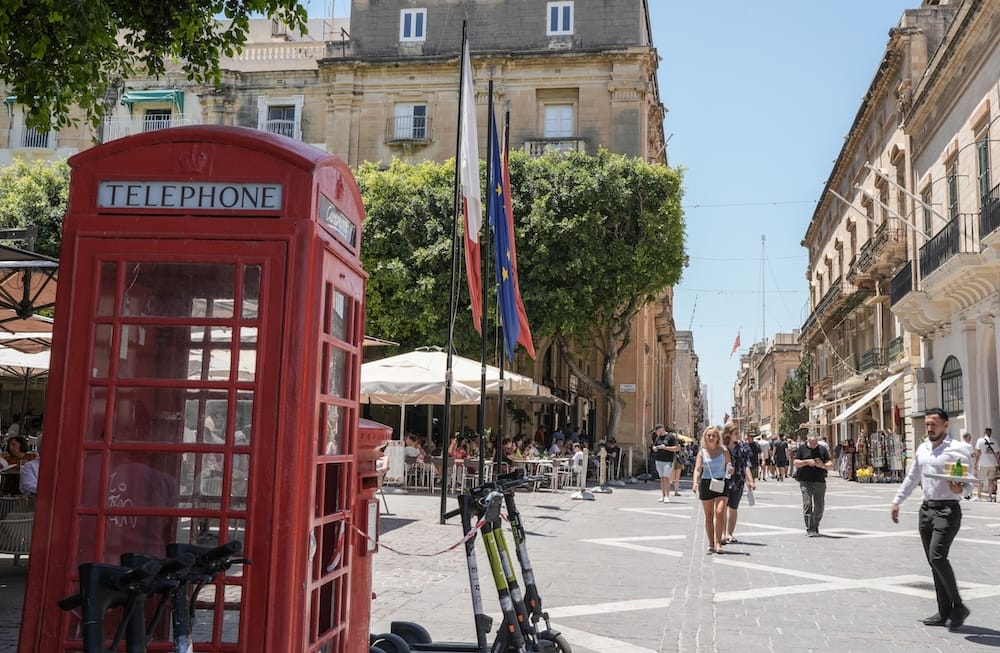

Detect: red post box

[19,126,374,652]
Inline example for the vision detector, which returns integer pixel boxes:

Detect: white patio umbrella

[0,348,50,421]
[361,354,481,439]
[362,348,538,398]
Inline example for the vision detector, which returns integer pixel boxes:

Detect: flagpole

[441,21,468,524]
[483,78,495,473]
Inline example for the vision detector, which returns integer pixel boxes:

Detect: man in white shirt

[973,427,997,501]
[890,408,972,630]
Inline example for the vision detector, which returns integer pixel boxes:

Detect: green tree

[514,149,685,437]
[779,352,811,434]
[0,1,308,131]
[0,158,70,257]
[358,150,686,438]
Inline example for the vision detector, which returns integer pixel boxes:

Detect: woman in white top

[692,425,732,554]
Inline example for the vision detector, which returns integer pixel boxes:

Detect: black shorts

[698,477,727,501]
[727,482,744,509]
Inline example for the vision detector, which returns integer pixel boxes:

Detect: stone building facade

[802,0,1000,460]
[0,0,677,457]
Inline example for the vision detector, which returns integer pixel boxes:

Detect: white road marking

[621,507,693,519]
[549,623,658,653]
[581,535,685,557]
[547,597,672,618]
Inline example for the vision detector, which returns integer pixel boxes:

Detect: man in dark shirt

[794,432,832,536]
[651,423,679,502]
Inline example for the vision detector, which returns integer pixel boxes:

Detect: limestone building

[802,0,1000,460]
[0,0,678,458]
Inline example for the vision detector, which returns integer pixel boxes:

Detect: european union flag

[487,117,521,361]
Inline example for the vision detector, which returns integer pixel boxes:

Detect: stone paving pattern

[3,476,999,651]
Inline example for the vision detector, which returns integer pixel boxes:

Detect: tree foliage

[0,1,308,131]
[779,352,811,435]
[358,150,686,436]
[0,158,70,258]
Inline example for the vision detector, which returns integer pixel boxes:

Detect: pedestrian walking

[758,435,772,481]
[973,427,997,502]
[772,434,790,481]
[794,431,832,536]
[692,425,731,554]
[890,408,973,630]
[721,423,755,544]
[651,423,679,502]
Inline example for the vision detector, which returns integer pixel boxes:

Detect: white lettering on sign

[97,181,282,211]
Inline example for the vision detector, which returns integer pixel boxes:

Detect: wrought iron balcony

[919,213,978,279]
[860,348,885,372]
[889,260,912,306]
[801,277,870,338]
[102,114,196,142]
[982,181,1000,239]
[888,336,903,360]
[833,356,858,386]
[523,137,586,156]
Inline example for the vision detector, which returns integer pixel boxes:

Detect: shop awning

[832,372,903,424]
[121,89,184,113]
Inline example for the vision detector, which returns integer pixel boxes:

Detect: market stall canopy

[832,373,903,424]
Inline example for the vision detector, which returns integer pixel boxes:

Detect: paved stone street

[371,476,1000,653]
[3,476,998,651]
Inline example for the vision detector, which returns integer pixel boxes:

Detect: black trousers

[919,501,964,618]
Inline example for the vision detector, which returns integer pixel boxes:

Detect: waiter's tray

[924,472,984,484]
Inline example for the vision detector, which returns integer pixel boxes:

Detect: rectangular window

[543,104,574,138]
[266,105,296,138]
[547,2,573,35]
[946,158,959,220]
[400,9,426,42]
[921,186,932,236]
[393,104,427,140]
[257,95,303,140]
[977,136,991,207]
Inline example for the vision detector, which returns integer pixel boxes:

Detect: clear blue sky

[318,0,916,425]
[648,1,916,424]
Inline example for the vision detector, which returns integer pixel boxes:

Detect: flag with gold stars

[487,114,533,360]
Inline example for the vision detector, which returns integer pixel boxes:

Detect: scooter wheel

[370,632,412,653]
[391,620,433,644]
[543,633,572,653]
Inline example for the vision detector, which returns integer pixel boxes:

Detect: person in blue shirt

[890,408,973,630]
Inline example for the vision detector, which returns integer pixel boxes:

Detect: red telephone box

[19,126,375,652]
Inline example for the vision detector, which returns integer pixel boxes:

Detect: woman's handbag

[709,478,725,493]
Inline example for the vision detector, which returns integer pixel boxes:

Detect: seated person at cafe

[20,455,40,495]
[3,435,36,470]
[403,433,423,460]
[448,436,469,459]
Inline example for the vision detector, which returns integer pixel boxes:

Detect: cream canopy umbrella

[360,353,482,439]
[362,348,538,398]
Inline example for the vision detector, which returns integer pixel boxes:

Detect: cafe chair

[0,511,33,565]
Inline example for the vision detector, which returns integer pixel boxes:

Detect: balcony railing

[102,114,195,142]
[8,124,54,149]
[860,348,885,372]
[919,213,978,279]
[262,119,297,139]
[385,115,432,143]
[890,260,912,306]
[523,137,586,156]
[833,356,858,386]
[888,336,903,360]
[982,181,1000,239]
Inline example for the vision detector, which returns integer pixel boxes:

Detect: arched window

[941,356,963,415]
